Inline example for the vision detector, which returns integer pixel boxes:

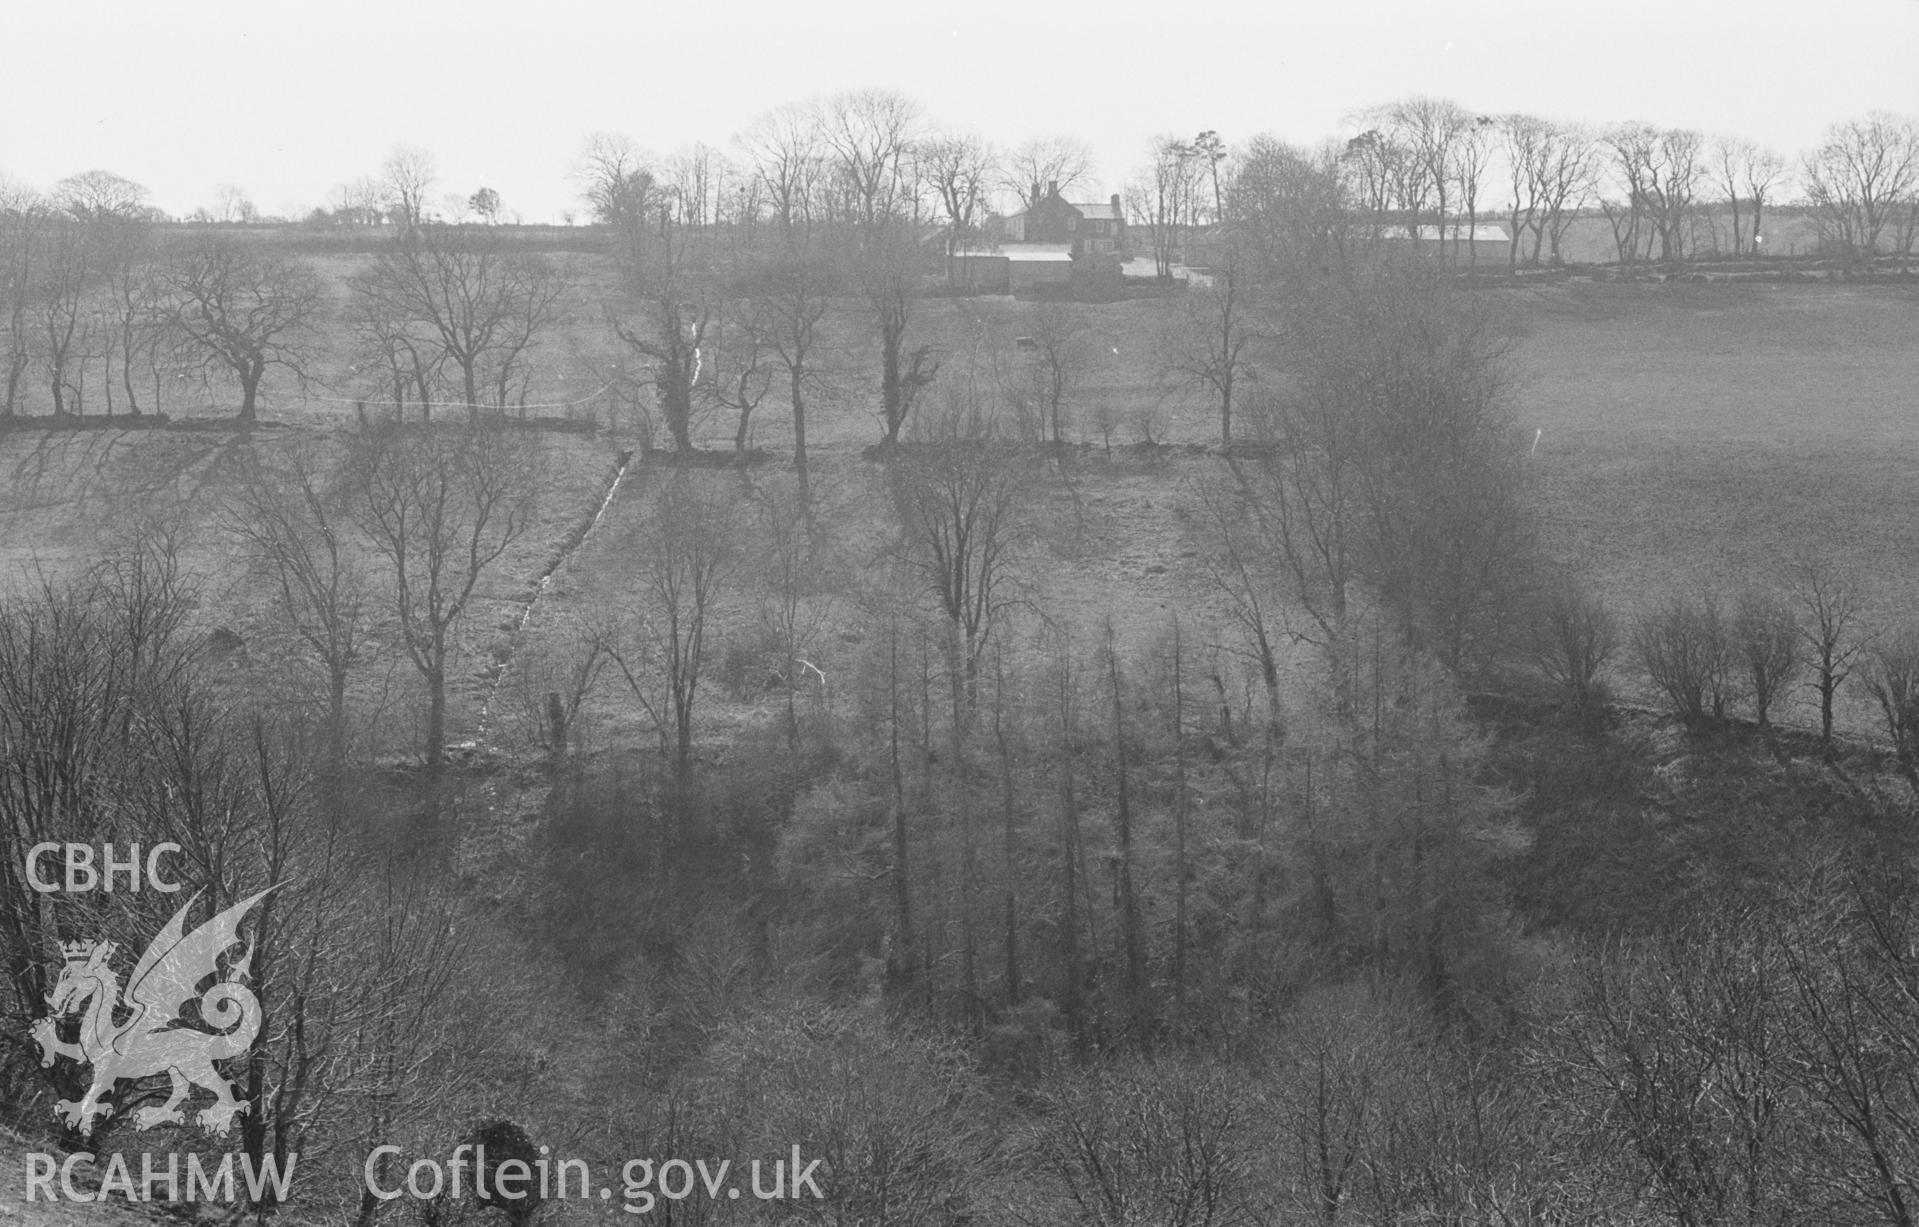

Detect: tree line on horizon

[4,91,1911,454]
[6,91,1915,262]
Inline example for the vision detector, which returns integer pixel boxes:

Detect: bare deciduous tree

[1711,136,1789,257]
[609,231,714,452]
[221,438,365,780]
[753,253,835,499]
[1128,136,1203,281]
[352,224,569,417]
[1604,123,1705,265]
[0,184,48,414]
[865,231,939,448]
[1529,581,1617,712]
[818,88,924,229]
[1857,633,1919,760]
[1451,114,1497,269]
[350,423,540,771]
[1005,138,1097,212]
[213,183,257,224]
[1734,592,1799,728]
[810,90,937,447]
[95,212,159,417]
[1001,136,1095,211]
[604,472,744,830]
[1035,1056,1258,1227]
[1498,116,1597,268]
[1158,250,1261,443]
[1802,111,1919,261]
[382,144,437,227]
[168,235,325,420]
[1190,470,1291,732]
[53,169,149,223]
[736,104,824,240]
[708,299,775,457]
[468,186,502,224]
[346,285,439,420]
[1555,922,1795,1227]
[36,216,101,414]
[1635,596,1731,725]
[1797,559,1864,753]
[665,142,729,230]
[1229,135,1352,283]
[1011,299,1091,445]
[1236,258,1531,672]
[888,398,1033,694]
[329,176,388,226]
[920,131,996,280]
[574,132,659,240]
[1360,96,1484,259]
[753,475,838,747]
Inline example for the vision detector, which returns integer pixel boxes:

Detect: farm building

[1381,222,1512,264]
[1004,243,1075,290]
[950,251,1010,293]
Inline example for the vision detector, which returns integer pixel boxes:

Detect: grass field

[4,274,1917,748]
[1514,280,1919,608]
[1509,279,1919,731]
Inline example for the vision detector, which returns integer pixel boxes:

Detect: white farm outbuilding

[1381,223,1512,265]
[1003,243,1075,290]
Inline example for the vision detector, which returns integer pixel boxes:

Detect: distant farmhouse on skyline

[950,180,1130,293]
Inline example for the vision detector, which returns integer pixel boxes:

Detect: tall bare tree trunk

[791,367,810,505]
[425,661,446,772]
[1106,625,1145,1030]
[948,621,980,1029]
[1171,617,1189,1026]
[1055,651,1085,1058]
[994,646,1020,1008]
[888,618,917,986]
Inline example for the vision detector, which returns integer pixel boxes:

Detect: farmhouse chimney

[1047,179,1058,197]
[1030,180,1041,206]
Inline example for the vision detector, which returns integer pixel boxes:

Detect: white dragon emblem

[30,889,271,1137]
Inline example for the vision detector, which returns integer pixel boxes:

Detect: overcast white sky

[2,0,1915,222]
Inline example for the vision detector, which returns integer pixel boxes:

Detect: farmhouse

[1000,181,1129,259]
[949,181,1126,294]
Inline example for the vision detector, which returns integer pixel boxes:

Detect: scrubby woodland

[3,92,1919,1226]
